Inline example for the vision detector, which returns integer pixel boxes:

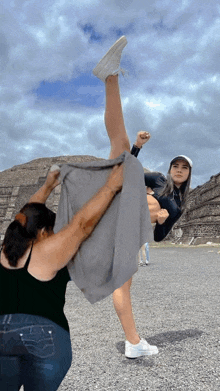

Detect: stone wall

[169,172,220,244]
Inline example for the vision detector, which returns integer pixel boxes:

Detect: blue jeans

[0,314,72,391]
[145,242,150,262]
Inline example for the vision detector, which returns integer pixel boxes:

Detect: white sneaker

[92,36,127,82]
[125,338,158,358]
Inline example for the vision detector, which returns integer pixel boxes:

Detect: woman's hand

[156,209,169,225]
[135,131,151,148]
[105,164,124,194]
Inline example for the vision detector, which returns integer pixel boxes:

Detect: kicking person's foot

[50,164,61,173]
[93,36,127,82]
[125,338,158,358]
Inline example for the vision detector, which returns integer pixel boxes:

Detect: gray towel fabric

[54,151,153,304]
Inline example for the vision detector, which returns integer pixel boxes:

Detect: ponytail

[2,220,32,267]
[2,202,56,267]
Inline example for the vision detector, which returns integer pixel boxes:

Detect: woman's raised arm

[131,131,151,157]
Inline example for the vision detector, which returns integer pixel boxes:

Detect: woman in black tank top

[0,161,124,390]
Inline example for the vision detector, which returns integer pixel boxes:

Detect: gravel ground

[56,246,220,391]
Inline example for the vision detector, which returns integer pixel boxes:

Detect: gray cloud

[1,0,220,189]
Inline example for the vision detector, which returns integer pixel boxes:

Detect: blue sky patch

[33,73,105,107]
[80,23,103,42]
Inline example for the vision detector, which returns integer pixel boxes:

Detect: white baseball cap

[170,155,193,168]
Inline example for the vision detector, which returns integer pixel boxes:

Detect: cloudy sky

[1,0,220,188]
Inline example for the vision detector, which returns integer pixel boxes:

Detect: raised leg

[105,75,138,344]
[105,75,130,159]
[94,37,158,357]
[112,278,140,344]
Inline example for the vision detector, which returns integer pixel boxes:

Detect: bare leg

[113,278,140,344]
[105,75,130,159]
[105,76,140,343]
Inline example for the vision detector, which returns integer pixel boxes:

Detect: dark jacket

[131,145,182,241]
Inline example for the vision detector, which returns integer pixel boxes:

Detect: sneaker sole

[125,350,154,358]
[92,36,127,77]
[125,347,158,358]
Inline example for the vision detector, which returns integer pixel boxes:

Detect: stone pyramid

[0,155,103,243]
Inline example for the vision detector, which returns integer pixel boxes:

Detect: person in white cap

[93,36,159,358]
[93,35,192,358]
[131,132,192,241]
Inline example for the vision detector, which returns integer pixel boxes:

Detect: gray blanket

[54,151,153,304]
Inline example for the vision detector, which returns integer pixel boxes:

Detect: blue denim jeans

[0,314,72,391]
[145,242,150,262]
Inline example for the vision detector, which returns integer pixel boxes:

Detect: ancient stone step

[0,196,10,205]
[0,208,6,217]
[0,188,12,196]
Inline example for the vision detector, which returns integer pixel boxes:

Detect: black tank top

[0,246,70,331]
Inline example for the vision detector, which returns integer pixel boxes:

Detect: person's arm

[28,168,60,204]
[154,208,181,242]
[131,131,151,158]
[32,164,124,275]
[145,172,170,241]
[144,171,166,189]
[154,222,169,242]
[154,219,173,242]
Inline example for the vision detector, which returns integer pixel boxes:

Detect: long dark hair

[159,165,192,212]
[2,203,56,267]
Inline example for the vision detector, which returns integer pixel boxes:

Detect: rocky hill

[168,172,220,244]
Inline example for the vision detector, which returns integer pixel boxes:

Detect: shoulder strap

[24,242,34,270]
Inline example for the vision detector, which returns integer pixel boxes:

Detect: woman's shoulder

[144,171,166,188]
